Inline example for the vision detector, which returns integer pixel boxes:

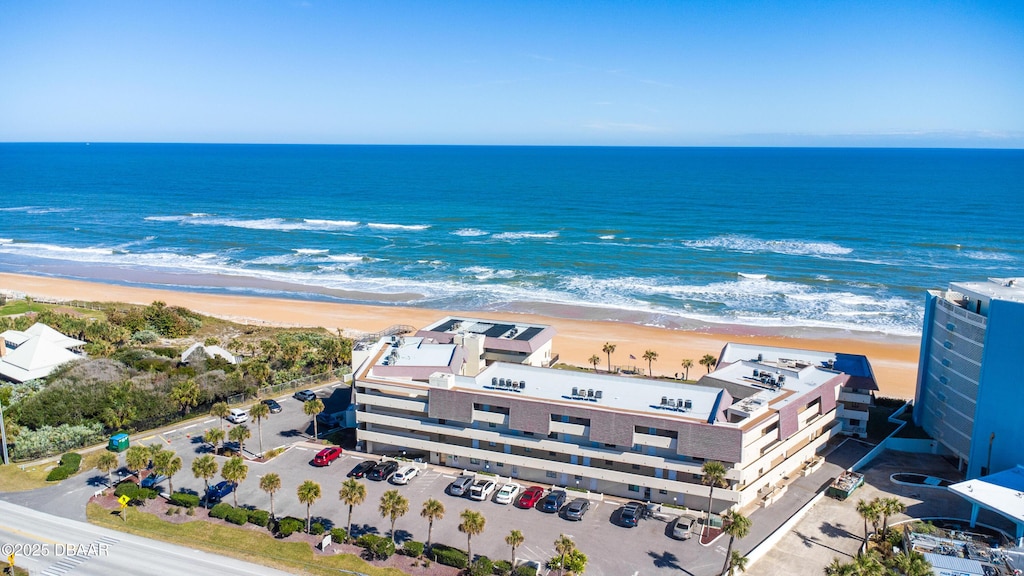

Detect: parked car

[671,514,699,540]
[261,398,282,413]
[516,486,545,509]
[563,498,590,521]
[469,479,497,501]
[494,482,522,505]
[618,501,645,527]
[540,490,567,513]
[367,460,399,481]
[448,475,476,496]
[293,389,317,402]
[206,480,235,503]
[312,446,343,466]
[140,473,167,489]
[391,465,419,485]
[227,408,248,424]
[347,460,375,479]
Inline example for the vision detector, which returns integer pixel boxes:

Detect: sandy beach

[0,272,922,399]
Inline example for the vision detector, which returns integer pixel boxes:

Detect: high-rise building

[913,278,1024,479]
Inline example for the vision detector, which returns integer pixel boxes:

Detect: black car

[293,389,317,402]
[618,501,644,527]
[347,460,376,478]
[562,498,590,521]
[261,399,283,413]
[540,490,567,513]
[367,460,399,481]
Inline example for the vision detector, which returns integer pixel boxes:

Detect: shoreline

[0,272,922,399]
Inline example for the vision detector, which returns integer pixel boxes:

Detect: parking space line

[202,418,216,424]
[182,424,197,430]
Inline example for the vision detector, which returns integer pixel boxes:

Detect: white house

[181,343,237,365]
[0,323,86,383]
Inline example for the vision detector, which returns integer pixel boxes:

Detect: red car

[516,486,545,509]
[312,446,343,466]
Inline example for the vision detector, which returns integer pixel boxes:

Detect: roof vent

[684,399,693,410]
[519,381,526,390]
[491,377,498,386]
[753,369,759,377]
[572,387,579,396]
[587,389,594,398]
[595,390,602,399]
[661,396,668,405]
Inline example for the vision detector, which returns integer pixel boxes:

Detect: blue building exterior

[914,278,1024,479]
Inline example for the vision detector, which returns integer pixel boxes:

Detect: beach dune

[0,273,921,399]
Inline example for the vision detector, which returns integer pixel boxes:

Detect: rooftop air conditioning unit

[595,390,602,399]
[661,396,668,405]
[684,399,693,410]
[587,389,594,398]
[572,387,579,396]
[753,369,760,377]
[519,381,526,389]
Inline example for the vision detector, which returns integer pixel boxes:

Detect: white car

[469,479,497,501]
[494,482,522,505]
[227,408,248,424]
[390,465,419,485]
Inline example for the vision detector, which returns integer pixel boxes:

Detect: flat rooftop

[952,278,1024,304]
[377,337,457,368]
[417,316,556,354]
[719,342,876,390]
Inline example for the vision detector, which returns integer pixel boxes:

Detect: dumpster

[108,433,129,452]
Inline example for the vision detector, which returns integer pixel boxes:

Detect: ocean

[1,144,1022,338]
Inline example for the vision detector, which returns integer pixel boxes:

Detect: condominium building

[353,318,877,513]
[913,278,1024,478]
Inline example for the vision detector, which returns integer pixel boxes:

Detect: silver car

[671,514,699,540]
[449,475,475,496]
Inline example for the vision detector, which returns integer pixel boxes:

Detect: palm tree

[643,349,659,376]
[97,452,119,486]
[701,460,728,538]
[720,510,752,576]
[211,401,230,431]
[170,379,201,414]
[192,454,218,494]
[553,534,576,576]
[304,398,325,439]
[892,550,931,576]
[220,456,248,507]
[700,353,718,373]
[880,497,906,534]
[856,498,881,555]
[681,358,694,380]
[154,450,182,494]
[726,550,748,576]
[824,558,856,576]
[260,473,281,518]
[204,427,225,454]
[459,509,486,566]
[297,480,322,533]
[339,478,367,543]
[125,445,149,478]
[852,551,885,576]
[228,424,251,456]
[505,529,524,569]
[379,489,410,546]
[588,355,601,372]
[602,342,616,372]
[420,498,445,552]
[249,401,270,457]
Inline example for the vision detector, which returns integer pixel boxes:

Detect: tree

[553,534,576,576]
[856,499,881,555]
[249,401,270,457]
[643,349,659,376]
[379,489,410,546]
[852,551,885,576]
[246,360,271,387]
[892,550,931,576]
[505,529,524,569]
[588,355,601,372]
[153,450,182,494]
[192,454,218,495]
[459,509,486,566]
[125,445,150,477]
[339,478,367,543]
[170,379,201,414]
[701,461,728,538]
[211,402,230,431]
[204,427,225,453]
[304,398,325,439]
[228,424,251,456]
[421,498,445,552]
[700,354,718,373]
[681,358,694,380]
[726,550,748,576]
[880,497,906,534]
[319,338,345,371]
[97,452,119,486]
[297,480,322,534]
[824,558,856,576]
[260,473,281,518]
[602,343,616,373]
[220,456,248,507]
[720,510,752,576]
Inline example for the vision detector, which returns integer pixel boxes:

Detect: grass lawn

[0,300,49,315]
[0,450,109,492]
[866,405,900,442]
[86,503,409,576]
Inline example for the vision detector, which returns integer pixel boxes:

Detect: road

[0,500,293,576]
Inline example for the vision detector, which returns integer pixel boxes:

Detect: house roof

[949,465,1024,527]
[0,335,82,382]
[23,323,86,349]
[181,343,237,364]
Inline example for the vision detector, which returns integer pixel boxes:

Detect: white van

[227,408,248,424]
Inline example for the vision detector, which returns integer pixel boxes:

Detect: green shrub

[493,560,513,575]
[469,557,493,576]
[209,502,232,520]
[186,507,195,516]
[46,466,72,482]
[401,541,424,557]
[139,487,158,500]
[431,544,468,569]
[114,482,138,498]
[276,517,304,538]
[9,422,104,461]
[356,534,395,560]
[514,565,538,576]
[330,528,348,543]
[169,492,200,509]
[309,522,325,536]
[60,452,82,471]
[247,509,270,528]
[132,330,159,344]
[166,507,176,516]
[226,507,249,525]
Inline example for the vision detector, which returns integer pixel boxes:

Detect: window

[438,419,446,425]
[470,458,481,465]
[659,489,668,495]
[496,462,504,468]
[524,432,535,437]
[524,448,532,453]
[604,460,614,466]
[631,444,642,452]
[604,443,616,448]
[546,471,557,478]
[849,419,860,426]
[762,422,779,435]
[488,442,497,447]
[946,322,956,331]
[941,358,951,367]
[548,432,558,439]
[628,485,640,492]
[549,451,557,457]
[943,341,953,350]
[574,475,582,481]
[488,423,496,428]
[631,464,641,470]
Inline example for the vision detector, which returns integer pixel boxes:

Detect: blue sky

[1,1,1022,146]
